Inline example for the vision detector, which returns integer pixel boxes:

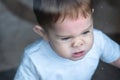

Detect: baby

[14,0,120,80]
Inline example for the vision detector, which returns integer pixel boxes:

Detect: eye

[61,37,71,40]
[83,31,90,35]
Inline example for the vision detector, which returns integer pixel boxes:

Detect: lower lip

[72,51,85,58]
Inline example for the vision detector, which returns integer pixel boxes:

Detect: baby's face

[47,15,94,61]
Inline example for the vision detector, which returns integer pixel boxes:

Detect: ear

[92,8,94,13]
[33,25,49,41]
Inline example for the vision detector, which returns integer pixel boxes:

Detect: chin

[70,57,85,61]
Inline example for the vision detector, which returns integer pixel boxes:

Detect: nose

[72,39,83,48]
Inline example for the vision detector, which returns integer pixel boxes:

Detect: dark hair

[33,0,92,31]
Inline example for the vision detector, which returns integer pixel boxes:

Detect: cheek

[85,35,94,46]
[50,41,67,52]
[50,41,71,57]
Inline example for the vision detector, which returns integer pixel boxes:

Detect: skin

[34,14,94,61]
[111,58,120,68]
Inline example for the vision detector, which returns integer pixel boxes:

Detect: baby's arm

[97,30,120,68]
[111,57,120,68]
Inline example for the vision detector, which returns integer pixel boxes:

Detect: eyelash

[83,31,90,34]
[60,31,90,40]
[61,37,71,40]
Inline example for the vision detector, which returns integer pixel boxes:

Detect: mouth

[72,51,85,58]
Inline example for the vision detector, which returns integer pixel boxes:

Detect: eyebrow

[83,23,93,32]
[56,23,93,38]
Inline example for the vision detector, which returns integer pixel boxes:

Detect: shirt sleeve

[100,31,120,63]
[14,51,41,80]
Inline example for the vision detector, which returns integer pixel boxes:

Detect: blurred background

[0,0,120,80]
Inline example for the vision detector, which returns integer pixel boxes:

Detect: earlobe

[33,25,45,37]
[33,25,49,41]
[92,8,94,13]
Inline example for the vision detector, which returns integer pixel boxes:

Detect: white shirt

[14,29,120,80]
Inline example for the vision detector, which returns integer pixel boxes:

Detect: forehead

[53,15,93,33]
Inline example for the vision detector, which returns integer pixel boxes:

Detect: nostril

[72,41,83,48]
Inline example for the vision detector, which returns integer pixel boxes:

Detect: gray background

[0,0,120,80]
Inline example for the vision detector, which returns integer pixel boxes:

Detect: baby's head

[33,0,94,61]
[33,0,93,31]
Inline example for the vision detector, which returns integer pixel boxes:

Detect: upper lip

[74,50,84,53]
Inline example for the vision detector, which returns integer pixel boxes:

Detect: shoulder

[93,28,116,51]
[19,38,52,70]
[93,28,119,48]
[91,29,109,56]
[23,38,49,59]
[93,29,110,47]
[93,29,104,38]
[93,29,105,47]
[93,29,120,63]
[25,38,43,54]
